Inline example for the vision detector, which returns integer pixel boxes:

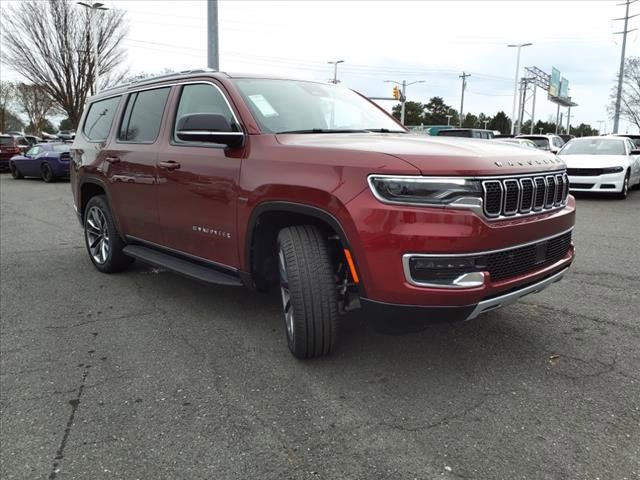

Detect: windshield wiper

[276,129,368,134]
[364,128,407,133]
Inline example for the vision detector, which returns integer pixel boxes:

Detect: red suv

[70,70,575,358]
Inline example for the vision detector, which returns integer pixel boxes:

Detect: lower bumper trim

[465,267,568,320]
[361,267,570,322]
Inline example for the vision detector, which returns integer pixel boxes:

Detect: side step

[123,245,243,287]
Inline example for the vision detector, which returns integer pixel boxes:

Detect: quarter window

[83,96,120,142]
[119,87,171,142]
[173,83,236,142]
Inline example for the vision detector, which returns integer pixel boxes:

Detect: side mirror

[176,113,244,148]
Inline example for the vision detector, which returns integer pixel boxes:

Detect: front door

[156,81,243,268]
[104,86,172,244]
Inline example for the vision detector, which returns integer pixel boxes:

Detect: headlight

[368,175,482,206]
[601,166,624,174]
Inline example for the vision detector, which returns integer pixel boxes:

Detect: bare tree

[16,83,58,135]
[1,0,128,129]
[610,57,640,130]
[0,81,17,132]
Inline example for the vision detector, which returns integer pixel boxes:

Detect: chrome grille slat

[482,171,568,219]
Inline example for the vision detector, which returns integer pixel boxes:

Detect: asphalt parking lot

[1,173,639,480]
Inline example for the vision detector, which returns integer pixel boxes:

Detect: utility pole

[459,72,470,127]
[77,2,108,94]
[328,60,345,84]
[384,79,425,125]
[207,0,219,70]
[612,0,638,133]
[508,43,532,134]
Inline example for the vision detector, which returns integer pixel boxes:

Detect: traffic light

[392,86,399,99]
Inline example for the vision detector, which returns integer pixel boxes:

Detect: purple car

[9,142,71,182]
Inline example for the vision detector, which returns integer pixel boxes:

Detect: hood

[276,133,564,176]
[559,154,629,169]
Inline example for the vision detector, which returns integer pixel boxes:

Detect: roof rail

[97,68,219,95]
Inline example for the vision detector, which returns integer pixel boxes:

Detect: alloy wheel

[85,206,110,264]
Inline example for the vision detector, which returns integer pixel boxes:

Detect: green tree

[489,111,511,134]
[424,96,457,125]
[571,123,599,137]
[391,101,425,125]
[462,113,478,128]
[26,118,55,135]
[58,118,73,131]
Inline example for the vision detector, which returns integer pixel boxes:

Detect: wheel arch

[244,201,364,294]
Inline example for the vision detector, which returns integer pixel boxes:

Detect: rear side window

[119,87,171,142]
[173,83,236,141]
[83,96,120,142]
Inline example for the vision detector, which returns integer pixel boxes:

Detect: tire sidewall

[277,238,299,353]
[10,163,20,179]
[42,163,53,183]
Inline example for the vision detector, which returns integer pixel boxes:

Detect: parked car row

[0,135,71,181]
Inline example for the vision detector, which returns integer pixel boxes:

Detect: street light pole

[508,43,532,135]
[446,114,452,126]
[483,120,489,129]
[459,72,470,127]
[77,2,108,94]
[328,60,344,84]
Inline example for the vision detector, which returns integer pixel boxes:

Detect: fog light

[406,255,486,288]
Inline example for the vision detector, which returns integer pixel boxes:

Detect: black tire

[83,195,133,273]
[616,171,630,199]
[277,225,339,359]
[10,163,23,179]
[41,163,54,183]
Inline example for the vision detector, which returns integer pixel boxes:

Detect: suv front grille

[482,172,568,218]
[407,230,573,285]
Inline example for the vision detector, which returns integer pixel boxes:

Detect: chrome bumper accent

[465,267,568,320]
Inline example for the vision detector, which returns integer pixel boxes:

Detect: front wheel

[10,163,23,179]
[277,225,339,359]
[617,171,630,199]
[41,163,54,183]
[83,195,133,273]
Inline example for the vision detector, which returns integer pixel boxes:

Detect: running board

[123,245,243,287]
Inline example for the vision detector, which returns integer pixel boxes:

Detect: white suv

[517,134,565,154]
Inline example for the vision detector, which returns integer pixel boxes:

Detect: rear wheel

[10,163,23,179]
[277,225,339,359]
[41,163,54,183]
[617,171,630,199]
[83,195,133,273]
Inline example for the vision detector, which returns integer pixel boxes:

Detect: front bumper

[345,188,576,307]
[568,173,625,192]
[362,266,569,321]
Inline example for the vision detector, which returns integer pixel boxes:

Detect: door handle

[159,160,181,170]
[105,156,121,164]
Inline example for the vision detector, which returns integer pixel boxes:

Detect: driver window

[26,146,40,156]
[173,83,236,142]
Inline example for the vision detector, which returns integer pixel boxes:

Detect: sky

[2,0,639,133]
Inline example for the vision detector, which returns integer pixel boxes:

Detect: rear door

[103,86,172,244]
[156,81,243,267]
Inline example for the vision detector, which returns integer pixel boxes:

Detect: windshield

[233,79,406,134]
[559,138,626,156]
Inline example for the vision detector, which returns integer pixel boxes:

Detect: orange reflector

[343,248,360,284]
